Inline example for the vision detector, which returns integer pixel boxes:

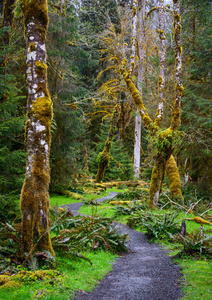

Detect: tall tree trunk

[96,105,120,183]
[20,0,55,255]
[133,0,145,179]
[149,0,166,206]
[154,0,165,127]
[133,110,142,179]
[171,0,183,131]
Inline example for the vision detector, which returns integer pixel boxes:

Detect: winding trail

[62,192,183,300]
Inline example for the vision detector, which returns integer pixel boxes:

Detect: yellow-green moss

[36,82,49,97]
[61,190,83,200]
[166,155,184,204]
[29,41,36,52]
[158,76,163,85]
[32,96,53,126]
[148,155,165,208]
[0,270,60,289]
[132,6,136,15]
[186,217,212,225]
[96,105,120,183]
[35,60,47,70]
[156,128,174,155]
[176,84,184,95]
[16,270,60,282]
[20,0,49,31]
[121,66,159,134]
[174,13,181,22]
[110,200,143,205]
[0,275,21,289]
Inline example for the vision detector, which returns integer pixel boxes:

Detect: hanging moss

[121,65,158,134]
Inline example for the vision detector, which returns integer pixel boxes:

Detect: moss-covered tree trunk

[96,105,120,183]
[154,0,165,128]
[121,0,183,207]
[133,0,145,180]
[148,0,166,207]
[20,0,55,255]
[166,155,183,202]
[149,0,183,207]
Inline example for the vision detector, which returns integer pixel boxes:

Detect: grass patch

[0,251,117,300]
[179,259,212,299]
[50,195,79,206]
[50,188,125,207]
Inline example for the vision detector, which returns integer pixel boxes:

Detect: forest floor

[62,193,183,300]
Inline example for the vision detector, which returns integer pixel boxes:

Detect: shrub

[173,228,212,257]
[127,211,180,241]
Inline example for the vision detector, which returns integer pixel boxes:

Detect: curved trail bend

[62,192,183,300]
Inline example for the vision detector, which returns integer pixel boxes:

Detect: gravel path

[62,192,183,300]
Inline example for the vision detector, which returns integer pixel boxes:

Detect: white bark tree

[20,0,55,255]
[133,0,146,179]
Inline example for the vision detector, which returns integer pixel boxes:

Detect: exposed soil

[62,192,183,300]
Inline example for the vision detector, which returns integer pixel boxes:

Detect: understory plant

[0,206,128,275]
[127,210,180,241]
[172,228,212,257]
[0,221,57,275]
[51,207,128,254]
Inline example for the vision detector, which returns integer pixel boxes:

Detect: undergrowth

[0,188,126,299]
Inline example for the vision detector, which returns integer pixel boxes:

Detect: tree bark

[20,0,55,255]
[96,105,120,183]
[133,110,142,179]
[120,0,183,207]
[154,0,165,127]
[133,0,145,179]
[148,152,166,208]
[166,155,183,203]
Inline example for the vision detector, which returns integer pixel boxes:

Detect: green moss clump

[174,14,181,22]
[16,270,60,282]
[0,275,21,289]
[158,76,163,85]
[32,96,53,126]
[29,42,36,52]
[176,84,184,95]
[35,60,47,70]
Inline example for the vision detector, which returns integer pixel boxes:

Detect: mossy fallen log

[186,216,212,225]
[109,200,144,205]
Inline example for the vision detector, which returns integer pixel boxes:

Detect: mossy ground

[0,251,117,300]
